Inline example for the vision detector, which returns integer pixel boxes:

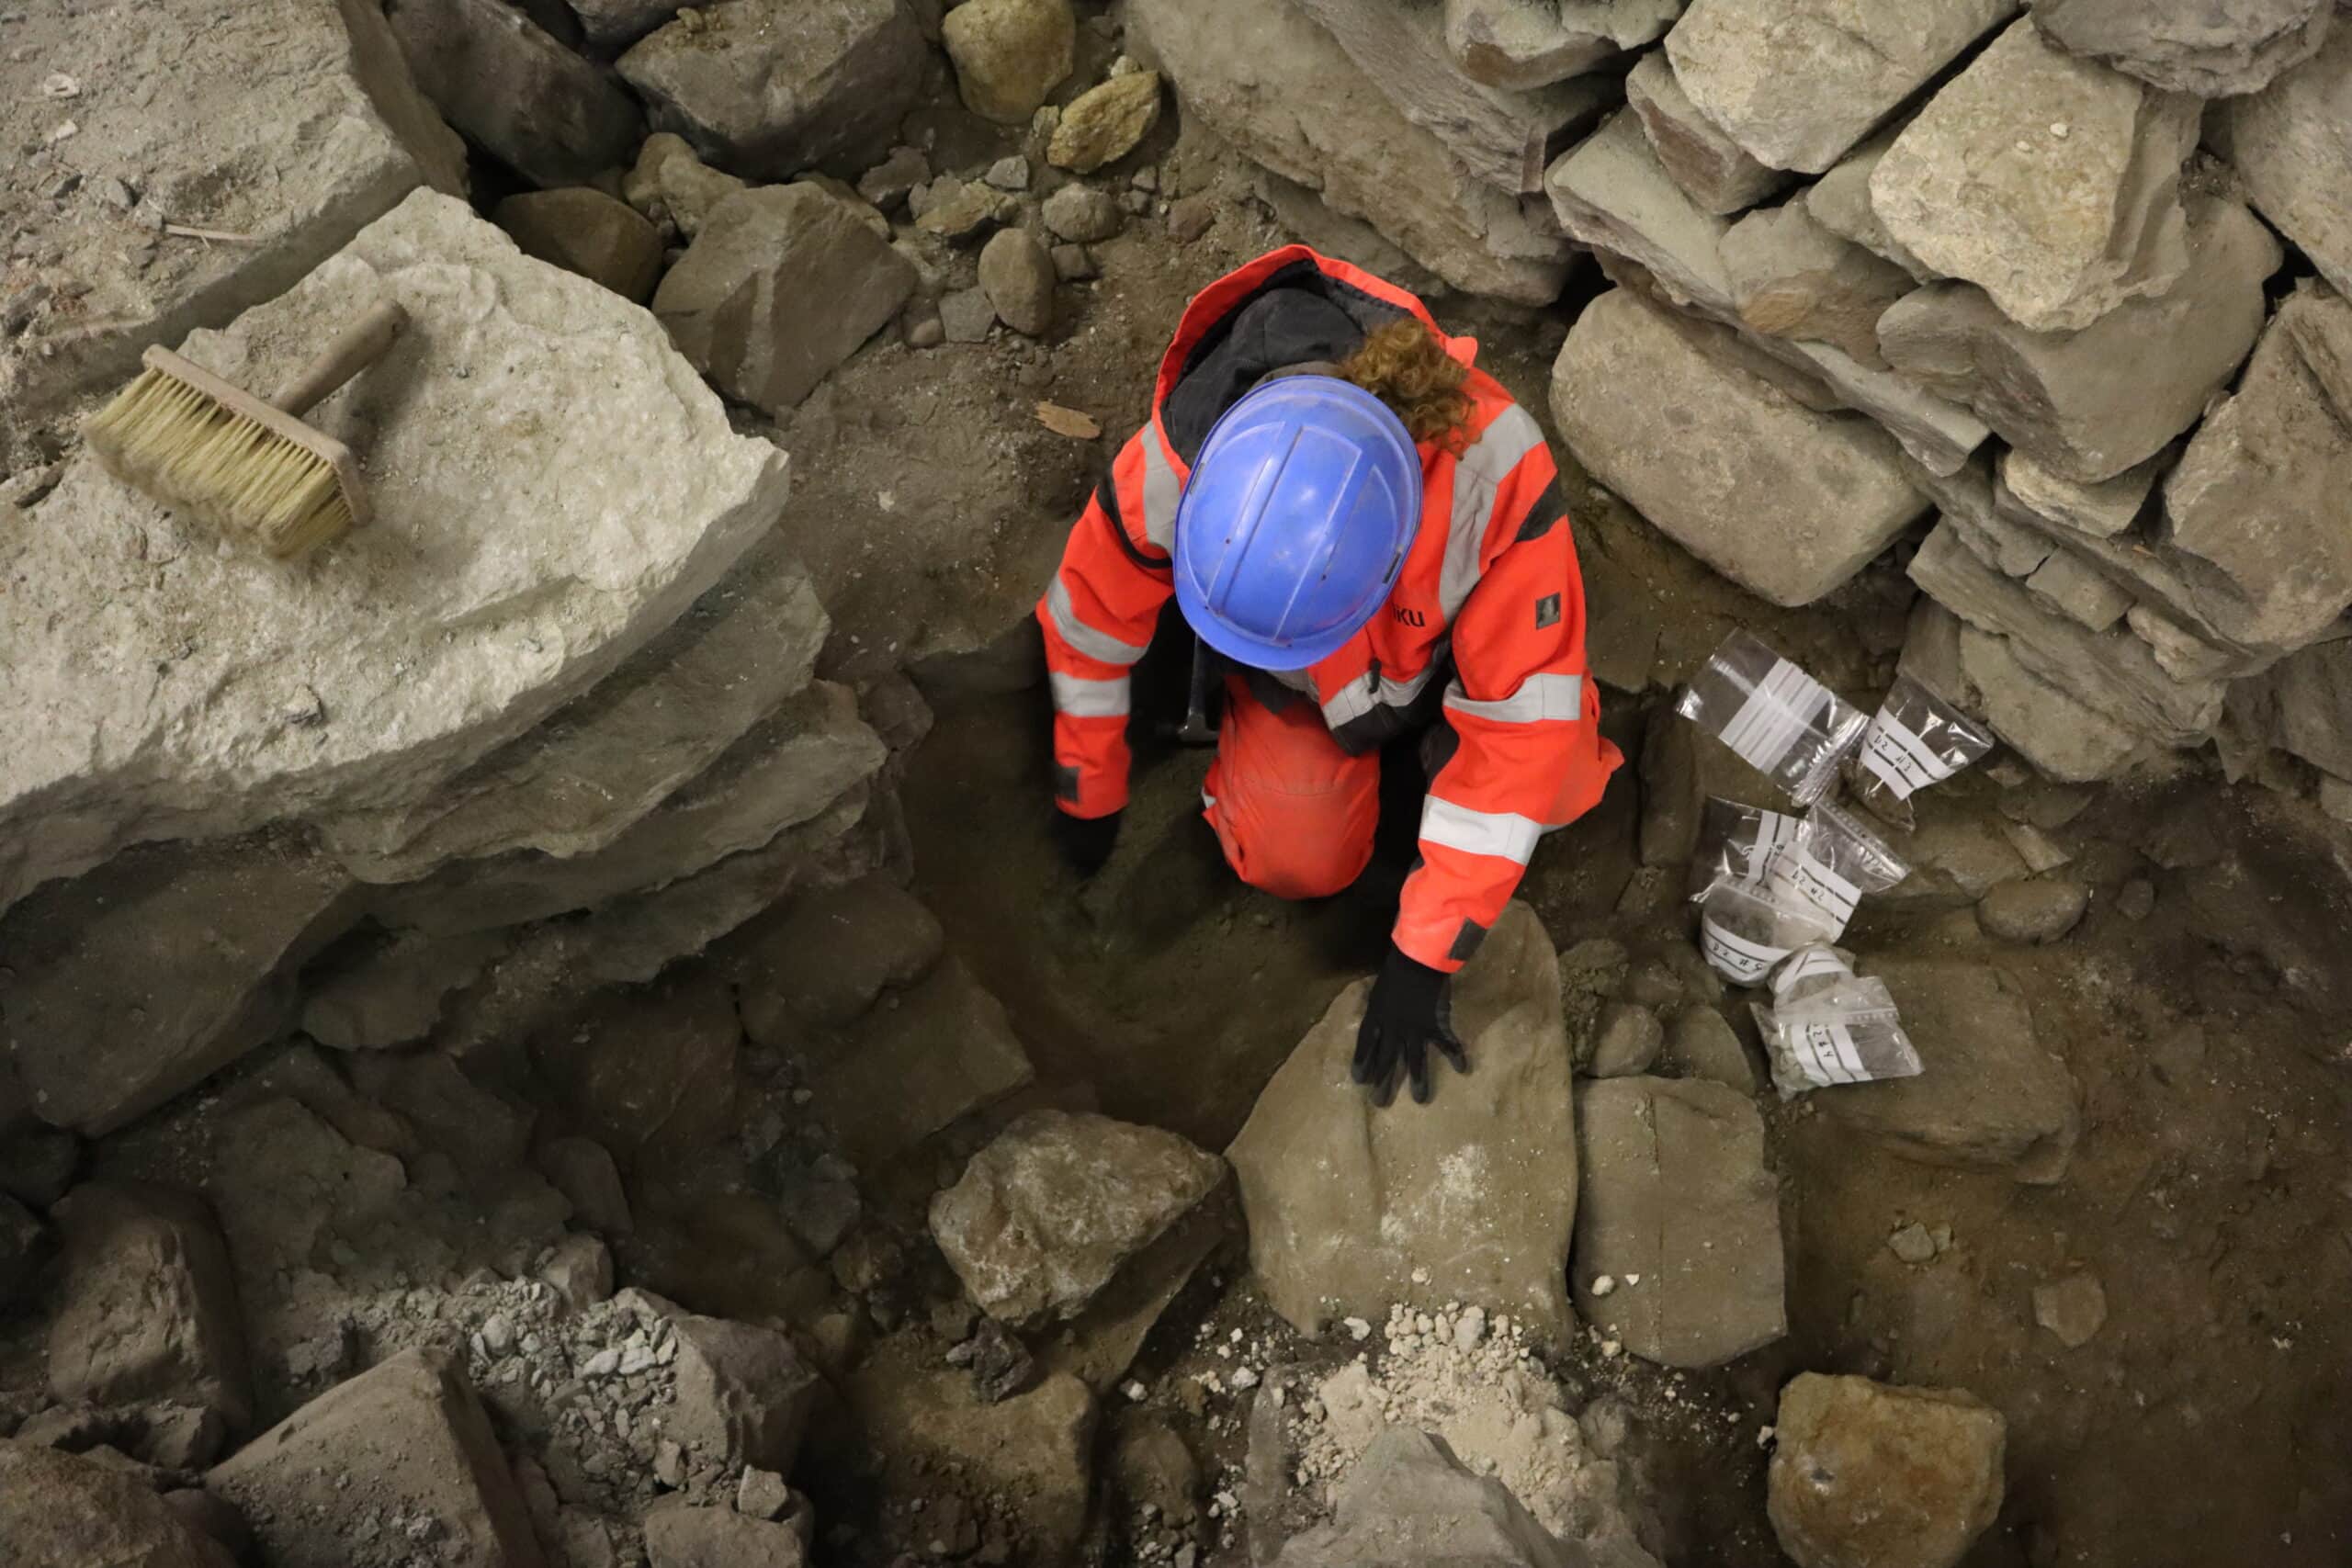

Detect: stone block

[807,959,1035,1168]
[624,133,752,239]
[1227,905,1580,1344]
[1768,1374,2004,1568]
[619,0,926,177]
[2211,20,2352,298]
[1958,625,2147,782]
[1722,200,1916,367]
[49,1183,252,1431]
[207,1348,544,1568]
[978,229,1057,337]
[1442,0,1682,89]
[1573,1076,1785,1368]
[1,1442,236,1568]
[2268,640,2352,781]
[493,189,665,302]
[729,874,944,1039]
[653,186,918,415]
[663,1306,823,1475]
[942,0,1076,123]
[1625,52,1793,217]
[1871,17,2199,332]
[1131,0,1574,304]
[1805,128,1934,277]
[1049,72,1164,174]
[299,929,511,1051]
[2024,551,2132,630]
[1272,1428,1596,1568]
[386,0,642,187]
[1665,0,2019,174]
[1996,447,2162,539]
[0,191,786,914]
[1552,288,1928,607]
[570,0,685,48]
[2030,0,2334,97]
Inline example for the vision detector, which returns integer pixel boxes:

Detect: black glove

[1351,944,1470,1107]
[1051,808,1121,878]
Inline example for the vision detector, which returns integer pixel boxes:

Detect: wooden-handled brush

[85,299,409,558]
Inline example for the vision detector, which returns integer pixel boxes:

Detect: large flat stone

[1871,18,2199,332]
[1,837,356,1135]
[208,1347,545,1568]
[386,0,643,187]
[2160,281,2352,650]
[1442,0,1684,90]
[653,185,919,416]
[1665,0,2019,175]
[2211,20,2352,298]
[324,543,829,882]
[1227,904,1580,1345]
[1576,1075,1784,1368]
[0,0,463,468]
[1625,51,1792,216]
[0,191,788,915]
[1553,288,1928,606]
[1822,958,2079,1182]
[1295,0,1619,194]
[2028,0,2334,97]
[618,0,927,180]
[1131,0,1575,304]
[1880,195,2278,482]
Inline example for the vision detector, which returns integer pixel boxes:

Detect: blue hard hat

[1171,376,1423,672]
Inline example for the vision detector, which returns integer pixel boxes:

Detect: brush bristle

[86,366,354,557]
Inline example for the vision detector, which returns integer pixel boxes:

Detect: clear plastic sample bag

[1753,973,1924,1098]
[1849,673,1996,818]
[1675,631,1868,805]
[1770,942,1859,1007]
[1697,877,1838,988]
[1689,796,1805,899]
[1760,799,1910,941]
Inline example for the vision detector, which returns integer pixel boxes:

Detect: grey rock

[207,1348,542,1568]
[2,1443,237,1568]
[386,0,643,187]
[493,188,666,303]
[539,1136,635,1234]
[915,176,1021,241]
[1165,193,1218,243]
[1041,183,1124,243]
[1958,624,2148,782]
[298,929,499,1052]
[931,1110,1227,1325]
[1552,288,1928,607]
[325,537,831,884]
[655,185,919,414]
[1662,1009,1757,1094]
[2,839,356,1137]
[2032,1269,2107,1348]
[1822,959,2079,1182]
[568,0,684,49]
[1805,127,1935,277]
[1048,71,1164,174]
[905,310,946,348]
[624,132,752,239]
[1132,0,1575,304]
[1722,200,1916,367]
[645,1505,809,1568]
[2162,281,2352,650]
[1272,1428,1601,1568]
[1228,904,1580,1343]
[2117,877,2158,920]
[730,875,944,1039]
[1888,1222,1939,1264]
[1996,446,2163,539]
[3,191,788,915]
[1625,51,1792,216]
[1588,1002,1665,1078]
[0,0,463,470]
[1442,0,1683,90]
[1665,0,2019,174]
[618,0,926,178]
[942,0,1076,123]
[539,1234,615,1311]
[49,1184,252,1432]
[856,144,933,209]
[807,959,1035,1168]
[2022,549,2132,630]
[1050,243,1098,281]
[1295,0,1623,194]
[984,155,1033,191]
[1575,1075,1784,1368]
[2028,0,2334,97]
[978,229,1057,336]
[2268,639,2352,781]
[794,175,893,240]
[1976,877,2089,942]
[734,1467,797,1522]
[1871,18,2199,333]
[939,285,1000,344]
[1768,1375,2005,1568]
[662,1306,822,1476]
[2211,21,2352,297]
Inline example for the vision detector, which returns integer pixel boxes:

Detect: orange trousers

[1201,677,1382,901]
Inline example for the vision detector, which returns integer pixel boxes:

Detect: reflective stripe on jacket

[1036,245,1623,970]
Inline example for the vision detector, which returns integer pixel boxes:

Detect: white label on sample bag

[1792,1021,1869,1086]
[1737,808,1805,883]
[1770,847,1863,933]
[1701,916,1786,986]
[1859,709,1959,801]
[1719,660,1829,776]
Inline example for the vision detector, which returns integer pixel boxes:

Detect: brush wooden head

[85,347,368,558]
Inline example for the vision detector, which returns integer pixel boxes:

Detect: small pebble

[1590,1275,1616,1297]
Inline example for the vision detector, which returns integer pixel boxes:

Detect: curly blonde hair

[1338,318,1473,453]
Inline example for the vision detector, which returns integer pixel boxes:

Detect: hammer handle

[269,299,409,417]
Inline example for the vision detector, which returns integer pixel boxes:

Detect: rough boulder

[1767,1374,2006,1568]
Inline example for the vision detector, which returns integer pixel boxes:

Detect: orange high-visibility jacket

[1036,247,1623,971]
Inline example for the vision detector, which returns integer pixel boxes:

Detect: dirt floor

[859,154,2352,1563]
